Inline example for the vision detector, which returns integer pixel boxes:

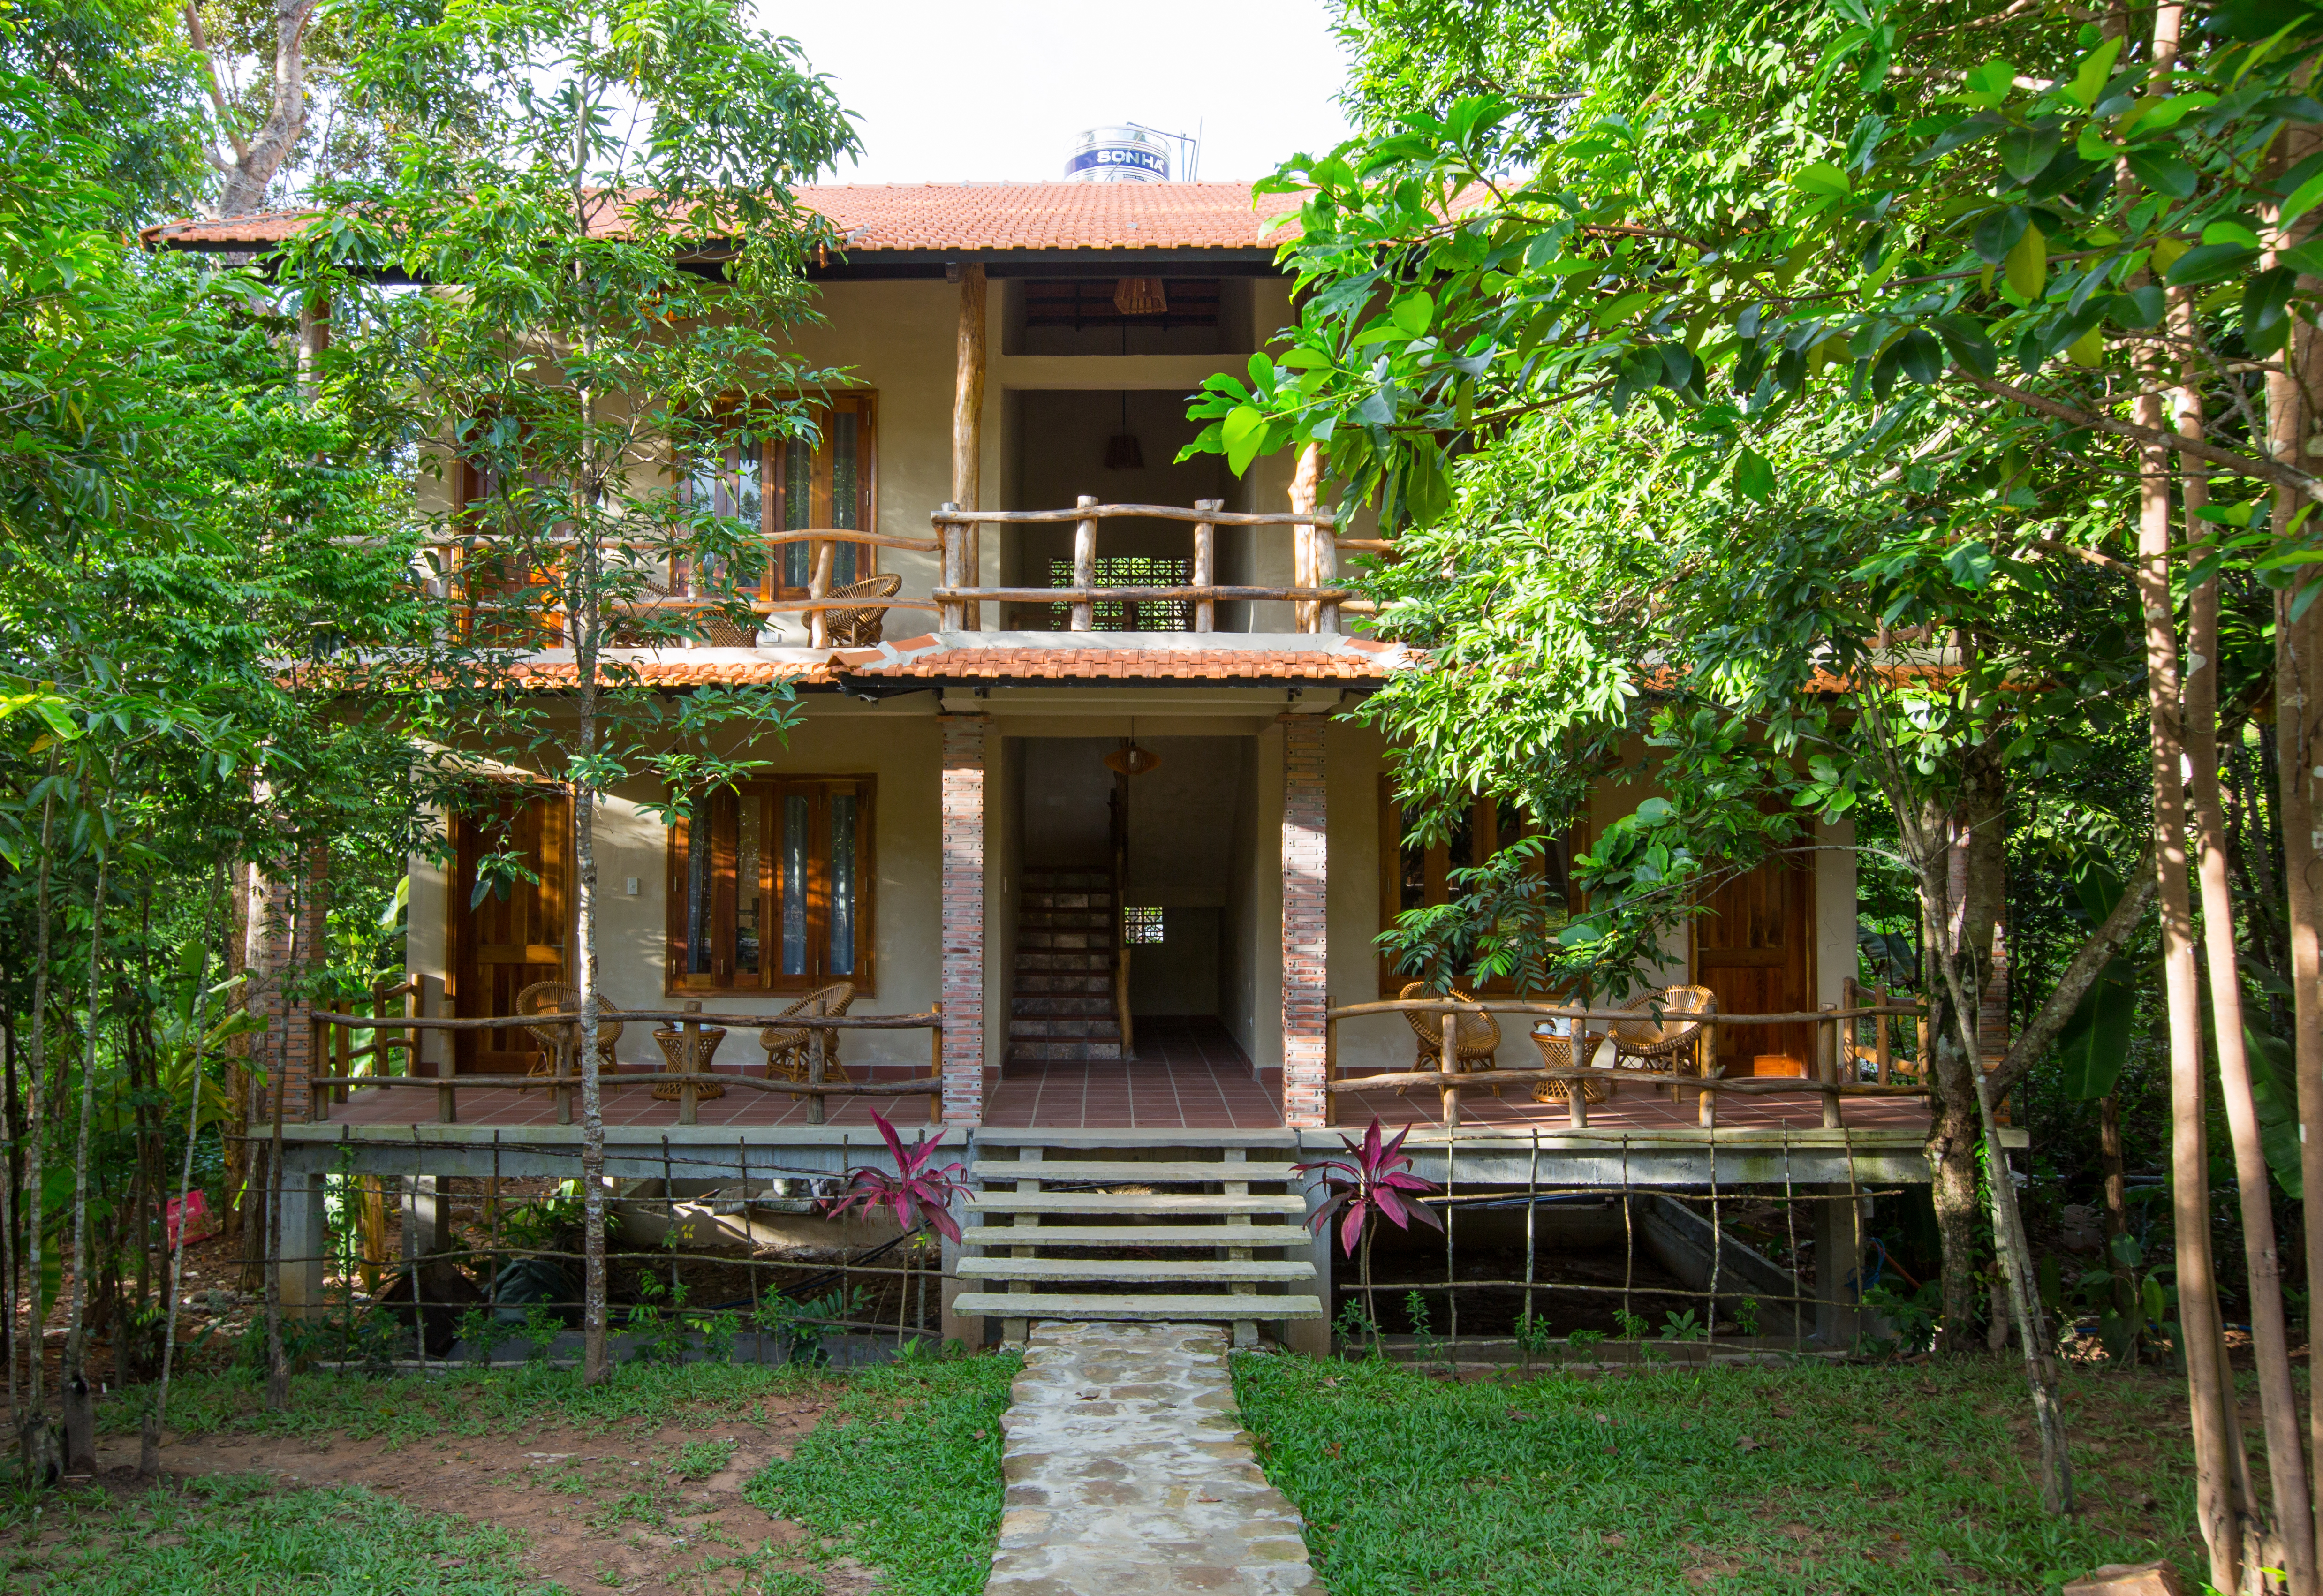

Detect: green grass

[1,1474,558,1595]
[1234,1351,2203,1595]
[101,1358,833,1444]
[745,1351,1021,1596]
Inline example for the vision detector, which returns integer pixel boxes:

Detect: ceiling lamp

[1112,276,1168,316]
[1103,390,1143,471]
[1104,720,1163,776]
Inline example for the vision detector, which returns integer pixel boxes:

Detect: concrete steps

[1008,867,1126,1063]
[961,1144,1323,1335]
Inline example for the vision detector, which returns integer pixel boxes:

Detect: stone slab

[986,1321,1316,1596]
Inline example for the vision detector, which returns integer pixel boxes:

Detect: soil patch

[83,1386,873,1595]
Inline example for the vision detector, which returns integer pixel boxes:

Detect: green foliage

[1235,1351,2202,1594]
[756,1283,868,1367]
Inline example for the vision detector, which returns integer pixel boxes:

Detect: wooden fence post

[1819,1004,1843,1129]
[1439,1009,1460,1129]
[938,503,963,629]
[928,1000,945,1126]
[680,999,702,1127]
[808,538,834,649]
[806,1021,827,1127]
[1193,498,1219,634]
[1071,495,1097,631]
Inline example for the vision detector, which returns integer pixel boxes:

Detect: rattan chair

[759,982,857,1091]
[620,577,759,647]
[1398,981,1503,1097]
[515,981,624,1078]
[825,573,903,648]
[1605,985,1717,1081]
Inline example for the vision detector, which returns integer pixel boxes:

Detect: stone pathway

[987,1321,1317,1595]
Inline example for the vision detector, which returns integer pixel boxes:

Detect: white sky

[760,0,1357,185]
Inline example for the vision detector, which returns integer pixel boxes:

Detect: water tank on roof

[1065,126,1171,183]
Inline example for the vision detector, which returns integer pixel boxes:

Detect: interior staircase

[1008,866,1125,1064]
[951,1133,1325,1338]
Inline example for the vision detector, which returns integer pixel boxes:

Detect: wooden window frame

[681,392,878,603]
[665,775,877,996]
[1376,780,1577,996]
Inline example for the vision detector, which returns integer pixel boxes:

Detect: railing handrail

[1327,998,1925,1024]
[932,503,1336,528]
[313,1007,940,1030]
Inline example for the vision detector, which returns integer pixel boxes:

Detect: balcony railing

[419,500,1383,646]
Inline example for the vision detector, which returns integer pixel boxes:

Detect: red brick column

[940,715,988,1124]
[1280,716,1329,1128]
[243,849,329,1123]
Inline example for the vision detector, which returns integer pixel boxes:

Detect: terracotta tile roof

[508,655,837,688]
[143,182,1299,254]
[834,633,1416,684]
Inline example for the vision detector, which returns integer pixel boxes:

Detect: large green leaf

[2244,1023,2305,1199]
[2057,957,2136,1100]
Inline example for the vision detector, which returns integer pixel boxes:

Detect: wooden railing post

[1322,1002,1338,1128]
[938,503,964,630]
[808,538,834,649]
[1567,1027,1590,1129]
[1439,1009,1460,1128]
[1071,495,1097,631]
[680,999,702,1126]
[1291,444,1320,633]
[1819,1004,1843,1129]
[806,1019,827,1127]
[1192,498,1219,634]
[928,1000,945,1126]
[1873,987,1893,1084]
[309,1014,327,1122]
[1315,521,1339,635]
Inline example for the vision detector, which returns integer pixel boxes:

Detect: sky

[761,0,1358,185]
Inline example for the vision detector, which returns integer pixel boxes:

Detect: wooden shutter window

[667,776,875,994]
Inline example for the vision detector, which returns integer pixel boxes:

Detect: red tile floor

[307,1013,1929,1136]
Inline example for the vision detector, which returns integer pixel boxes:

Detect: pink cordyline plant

[820,1111,968,1243]
[1294,1117,1441,1352]
[818,1112,969,1347]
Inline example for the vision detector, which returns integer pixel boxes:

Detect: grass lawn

[1234,1351,2205,1595]
[12,1350,1021,1596]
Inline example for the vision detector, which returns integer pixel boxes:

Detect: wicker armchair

[759,982,857,1091]
[825,573,903,648]
[515,981,624,1078]
[1398,981,1503,1097]
[1605,985,1717,1080]
[619,577,759,647]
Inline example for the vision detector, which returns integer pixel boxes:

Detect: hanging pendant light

[1112,276,1168,316]
[1104,389,1143,471]
[1104,717,1162,776]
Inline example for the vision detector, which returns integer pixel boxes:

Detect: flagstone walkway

[986,1321,1317,1595]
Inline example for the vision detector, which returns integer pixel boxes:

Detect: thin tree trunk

[15,764,56,1481]
[61,837,110,1476]
[2187,371,2315,1589]
[153,865,232,1475]
[2136,317,2246,1590]
[2098,1094,2134,1334]
[263,862,303,1412]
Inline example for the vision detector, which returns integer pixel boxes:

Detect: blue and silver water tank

[1064,126,1171,183]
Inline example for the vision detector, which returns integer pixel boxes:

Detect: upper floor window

[1378,786,1572,994]
[681,393,877,600]
[667,775,875,994]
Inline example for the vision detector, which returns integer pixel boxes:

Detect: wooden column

[807,538,834,649]
[1071,494,1097,631]
[953,261,986,629]
[938,502,964,630]
[1192,497,1219,633]
[1291,444,1321,633]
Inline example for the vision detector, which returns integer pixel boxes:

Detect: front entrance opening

[999,736,1267,1127]
[448,792,570,1074]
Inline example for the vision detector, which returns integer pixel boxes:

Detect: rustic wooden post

[1696,1070,1717,1128]
[1819,1003,1843,1129]
[1314,516,1340,636]
[1567,1032,1590,1130]
[1291,444,1321,633]
[928,999,945,1126]
[1322,1002,1338,1128]
[309,1015,328,1122]
[953,260,986,629]
[808,538,834,649]
[1071,494,1097,632]
[806,1021,827,1127]
[938,502,964,629]
[1439,1009,1460,1129]
[680,998,702,1127]
[1873,986,1893,1084]
[438,1044,458,1125]
[1192,497,1219,634]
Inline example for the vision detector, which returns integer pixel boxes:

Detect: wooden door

[1693,851,1814,1075]
[449,793,571,1074]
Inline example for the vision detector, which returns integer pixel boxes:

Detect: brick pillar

[1280,717,1329,1128]
[244,850,329,1124]
[940,716,988,1124]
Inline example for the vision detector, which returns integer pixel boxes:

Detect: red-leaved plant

[817,1112,969,1348]
[1293,1117,1441,1351]
[820,1111,968,1243]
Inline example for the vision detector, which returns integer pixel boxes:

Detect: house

[154,182,1953,1352]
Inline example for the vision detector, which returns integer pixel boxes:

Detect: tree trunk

[2137,318,2246,1590]
[2186,376,2315,1591]
[62,842,109,1476]
[2098,1094,2133,1331]
[15,766,56,1479]
[190,0,318,217]
[155,866,233,1469]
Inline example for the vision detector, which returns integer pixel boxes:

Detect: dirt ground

[77,1385,877,1596]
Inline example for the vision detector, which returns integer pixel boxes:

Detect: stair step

[1006,1018,1122,1038]
[971,1160,1304,1185]
[1012,995,1115,1017]
[1013,975,1114,994]
[1006,1042,1124,1060]
[1013,953,1114,972]
[952,1292,1325,1321]
[968,1192,1309,1216]
[957,1257,1313,1283]
[961,1224,1315,1248]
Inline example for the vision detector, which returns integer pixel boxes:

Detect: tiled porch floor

[990,1016,1281,1128]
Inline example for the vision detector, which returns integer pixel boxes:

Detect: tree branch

[1959,372,2323,505]
[1988,849,2159,1101]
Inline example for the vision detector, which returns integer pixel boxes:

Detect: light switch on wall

[624,877,640,896]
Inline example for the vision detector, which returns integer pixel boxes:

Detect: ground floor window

[1378,784,1571,994]
[667,776,874,993]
